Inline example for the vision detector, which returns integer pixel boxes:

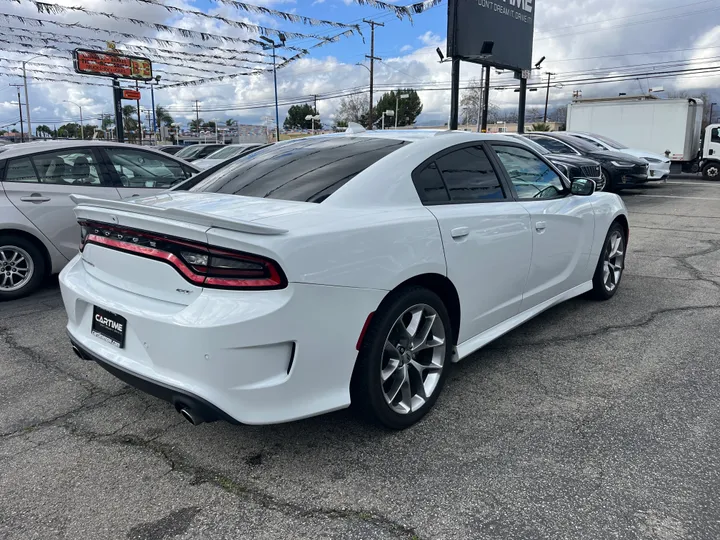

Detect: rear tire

[702,162,719,181]
[351,286,453,429]
[0,235,45,301]
[591,222,626,301]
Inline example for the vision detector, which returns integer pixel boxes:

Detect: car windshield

[587,133,627,150]
[175,145,219,159]
[506,134,550,155]
[205,146,255,160]
[189,136,409,203]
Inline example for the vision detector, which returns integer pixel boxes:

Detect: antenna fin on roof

[345,122,366,134]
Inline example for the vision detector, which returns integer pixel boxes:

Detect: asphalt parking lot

[2,177,720,540]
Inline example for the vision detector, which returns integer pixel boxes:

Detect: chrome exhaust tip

[179,407,204,426]
[71,345,85,360]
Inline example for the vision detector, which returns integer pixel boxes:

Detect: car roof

[0,140,187,160]
[292,129,517,144]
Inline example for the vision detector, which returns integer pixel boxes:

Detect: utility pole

[195,100,200,138]
[363,19,384,130]
[543,72,555,123]
[11,86,24,143]
[313,94,318,114]
[476,68,484,132]
[481,65,491,132]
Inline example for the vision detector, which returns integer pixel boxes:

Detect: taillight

[79,221,286,290]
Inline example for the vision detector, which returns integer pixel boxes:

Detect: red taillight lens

[79,221,286,290]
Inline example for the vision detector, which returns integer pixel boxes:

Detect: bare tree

[553,105,567,123]
[336,95,369,124]
[460,79,483,126]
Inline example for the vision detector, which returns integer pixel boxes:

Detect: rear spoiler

[70,194,288,236]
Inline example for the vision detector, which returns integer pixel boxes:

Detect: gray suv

[0,141,199,300]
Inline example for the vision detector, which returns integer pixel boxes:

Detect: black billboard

[447,0,535,72]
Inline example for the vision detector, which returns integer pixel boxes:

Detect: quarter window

[5,158,37,183]
[493,145,567,200]
[435,146,505,202]
[412,162,449,203]
[105,148,188,188]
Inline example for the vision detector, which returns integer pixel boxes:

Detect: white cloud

[312,0,326,4]
[400,45,413,52]
[417,31,442,47]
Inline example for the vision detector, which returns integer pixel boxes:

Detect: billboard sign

[122,89,141,100]
[447,0,535,71]
[73,49,153,81]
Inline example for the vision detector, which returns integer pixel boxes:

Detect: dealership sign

[73,49,153,81]
[447,0,535,71]
[122,89,141,100]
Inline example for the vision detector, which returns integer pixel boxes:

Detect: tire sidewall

[354,287,453,429]
[703,163,719,181]
[0,235,46,301]
[592,222,626,300]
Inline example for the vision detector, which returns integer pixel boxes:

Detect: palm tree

[189,118,204,132]
[155,105,174,127]
[35,125,52,138]
[225,118,236,127]
[122,105,138,141]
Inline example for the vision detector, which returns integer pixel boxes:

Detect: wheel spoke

[411,313,436,351]
[402,307,424,338]
[385,366,406,404]
[384,341,401,359]
[381,357,401,382]
[399,371,413,412]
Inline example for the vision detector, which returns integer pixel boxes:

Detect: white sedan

[565,131,672,181]
[191,143,264,170]
[60,127,629,429]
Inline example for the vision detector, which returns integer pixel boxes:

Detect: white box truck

[566,96,720,178]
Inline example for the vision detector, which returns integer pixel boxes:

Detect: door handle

[20,194,50,203]
[710,149,715,155]
[451,226,470,239]
[535,221,547,232]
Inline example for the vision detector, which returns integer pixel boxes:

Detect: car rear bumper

[60,255,385,424]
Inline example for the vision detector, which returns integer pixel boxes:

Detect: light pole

[543,72,555,123]
[381,110,394,130]
[148,75,161,142]
[22,55,41,140]
[710,103,718,125]
[394,93,409,129]
[305,114,320,135]
[259,34,286,143]
[64,100,83,140]
[212,118,219,143]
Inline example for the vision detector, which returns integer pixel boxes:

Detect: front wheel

[591,222,626,300]
[351,287,453,429]
[601,168,617,193]
[702,162,719,180]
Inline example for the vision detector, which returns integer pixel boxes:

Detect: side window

[105,148,188,188]
[4,157,38,183]
[493,145,567,200]
[530,136,574,155]
[32,150,102,185]
[712,128,720,144]
[412,162,449,204]
[435,146,505,202]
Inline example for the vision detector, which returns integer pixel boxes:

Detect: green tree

[225,118,236,127]
[155,106,174,127]
[58,123,81,138]
[284,104,322,130]
[35,125,52,138]
[82,124,98,139]
[375,89,423,128]
[531,122,552,132]
[189,118,204,132]
[122,105,138,140]
[203,121,216,130]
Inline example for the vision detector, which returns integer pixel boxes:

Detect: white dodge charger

[60,127,628,429]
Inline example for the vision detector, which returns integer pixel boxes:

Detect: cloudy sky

[0,0,718,131]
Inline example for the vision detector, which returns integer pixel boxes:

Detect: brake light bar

[79,220,286,290]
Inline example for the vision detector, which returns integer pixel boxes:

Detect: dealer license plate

[91,306,127,348]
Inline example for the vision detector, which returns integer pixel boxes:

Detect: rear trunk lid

[72,192,303,304]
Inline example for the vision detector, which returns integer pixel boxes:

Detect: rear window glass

[190,136,409,203]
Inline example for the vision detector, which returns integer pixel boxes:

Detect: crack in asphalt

[485,304,720,352]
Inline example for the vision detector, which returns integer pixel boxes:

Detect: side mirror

[571,178,596,196]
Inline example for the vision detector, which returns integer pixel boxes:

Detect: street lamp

[147,75,161,142]
[22,55,42,140]
[394,93,409,129]
[256,34,286,144]
[63,100,84,140]
[305,114,320,135]
[710,103,718,125]
[381,110,394,130]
